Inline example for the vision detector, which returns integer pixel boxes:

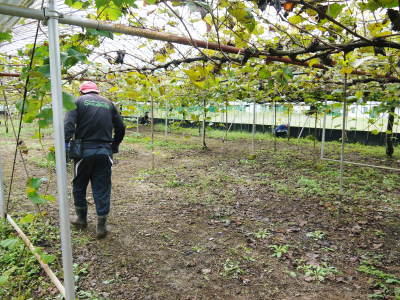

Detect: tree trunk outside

[386,105,396,157]
[202,95,207,149]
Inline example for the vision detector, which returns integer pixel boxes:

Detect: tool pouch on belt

[69,139,83,159]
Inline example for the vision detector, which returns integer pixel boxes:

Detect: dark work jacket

[64,93,125,153]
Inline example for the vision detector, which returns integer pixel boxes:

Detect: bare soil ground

[1,126,400,299]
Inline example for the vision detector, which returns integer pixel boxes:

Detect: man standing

[64,81,125,239]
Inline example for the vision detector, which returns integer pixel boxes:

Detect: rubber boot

[70,207,87,229]
[96,216,108,239]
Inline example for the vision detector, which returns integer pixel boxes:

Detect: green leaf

[0,32,12,42]
[258,67,270,79]
[287,15,304,24]
[113,0,137,6]
[28,192,46,204]
[371,129,380,135]
[282,67,293,79]
[27,177,44,189]
[62,92,77,111]
[97,3,123,21]
[228,5,256,33]
[43,195,56,202]
[95,0,108,8]
[0,275,8,286]
[62,47,86,68]
[326,4,345,18]
[86,28,114,39]
[359,0,398,11]
[37,64,50,78]
[19,213,35,224]
[37,108,53,128]
[0,238,19,249]
[33,247,56,264]
[65,0,91,9]
[0,267,17,286]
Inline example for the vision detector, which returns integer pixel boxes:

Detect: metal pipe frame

[0,155,4,218]
[47,0,75,299]
[319,104,400,172]
[320,101,327,159]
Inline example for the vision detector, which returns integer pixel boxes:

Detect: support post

[340,73,348,195]
[274,99,277,152]
[321,101,327,159]
[287,104,291,142]
[0,155,4,219]
[224,100,228,142]
[252,99,256,153]
[164,101,168,141]
[202,94,207,149]
[151,94,155,170]
[47,1,75,299]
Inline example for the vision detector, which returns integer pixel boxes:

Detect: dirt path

[1,128,400,299]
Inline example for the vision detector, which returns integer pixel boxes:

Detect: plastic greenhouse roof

[0,0,207,77]
[0,0,34,32]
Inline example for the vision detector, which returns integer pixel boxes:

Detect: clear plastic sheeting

[0,0,202,73]
[0,0,34,32]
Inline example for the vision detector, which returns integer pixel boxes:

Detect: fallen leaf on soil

[349,256,358,263]
[201,268,211,275]
[298,220,307,227]
[185,261,196,268]
[336,277,346,283]
[351,225,362,233]
[304,276,314,282]
[373,243,383,249]
[287,227,300,233]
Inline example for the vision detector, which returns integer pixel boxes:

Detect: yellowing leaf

[288,15,304,25]
[355,90,363,99]
[308,58,320,67]
[340,66,354,74]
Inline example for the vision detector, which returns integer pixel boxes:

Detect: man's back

[65,81,126,239]
[65,93,125,147]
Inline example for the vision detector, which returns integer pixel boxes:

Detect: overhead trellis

[0,1,399,299]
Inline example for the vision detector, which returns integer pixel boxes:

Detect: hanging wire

[0,80,30,177]
[5,6,43,216]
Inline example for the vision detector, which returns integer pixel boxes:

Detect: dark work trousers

[73,154,113,217]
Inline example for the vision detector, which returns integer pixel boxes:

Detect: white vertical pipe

[252,99,256,153]
[340,73,348,194]
[321,101,327,159]
[47,1,75,299]
[165,100,168,140]
[0,155,4,218]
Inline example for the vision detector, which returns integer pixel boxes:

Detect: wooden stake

[6,215,65,298]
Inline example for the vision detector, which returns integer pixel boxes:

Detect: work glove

[65,142,70,161]
[111,142,119,154]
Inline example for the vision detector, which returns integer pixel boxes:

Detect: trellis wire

[0,80,30,177]
[322,158,400,172]
[5,9,41,215]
